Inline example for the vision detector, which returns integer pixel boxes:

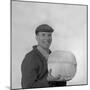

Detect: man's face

[36,32,52,49]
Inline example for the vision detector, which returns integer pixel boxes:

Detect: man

[21,24,66,89]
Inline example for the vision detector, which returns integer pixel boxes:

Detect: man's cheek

[48,39,52,44]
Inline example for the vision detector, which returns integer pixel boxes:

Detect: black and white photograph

[11,0,88,89]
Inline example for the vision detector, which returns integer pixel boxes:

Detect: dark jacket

[21,46,66,89]
[21,46,50,89]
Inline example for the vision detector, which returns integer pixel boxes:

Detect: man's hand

[47,69,62,81]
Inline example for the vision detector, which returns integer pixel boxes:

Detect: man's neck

[39,45,49,53]
[43,48,49,53]
[37,45,49,60]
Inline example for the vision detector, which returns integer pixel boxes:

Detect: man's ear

[36,35,38,41]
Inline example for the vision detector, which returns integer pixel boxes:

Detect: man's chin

[40,44,51,49]
[43,46,50,50]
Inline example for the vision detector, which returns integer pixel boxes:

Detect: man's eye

[42,34,45,36]
[48,34,51,37]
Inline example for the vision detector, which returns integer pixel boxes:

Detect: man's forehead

[39,32,52,34]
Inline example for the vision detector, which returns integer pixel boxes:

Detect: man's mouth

[44,40,51,45]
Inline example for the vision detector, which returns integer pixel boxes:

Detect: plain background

[12,1,87,89]
[0,0,89,90]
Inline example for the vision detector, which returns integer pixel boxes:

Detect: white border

[0,0,89,90]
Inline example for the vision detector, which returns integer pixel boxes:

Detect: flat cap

[35,24,54,35]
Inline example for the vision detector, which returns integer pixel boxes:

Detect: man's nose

[44,36,51,40]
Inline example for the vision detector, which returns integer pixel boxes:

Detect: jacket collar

[32,45,51,60]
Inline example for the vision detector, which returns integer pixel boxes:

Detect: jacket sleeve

[21,54,39,89]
